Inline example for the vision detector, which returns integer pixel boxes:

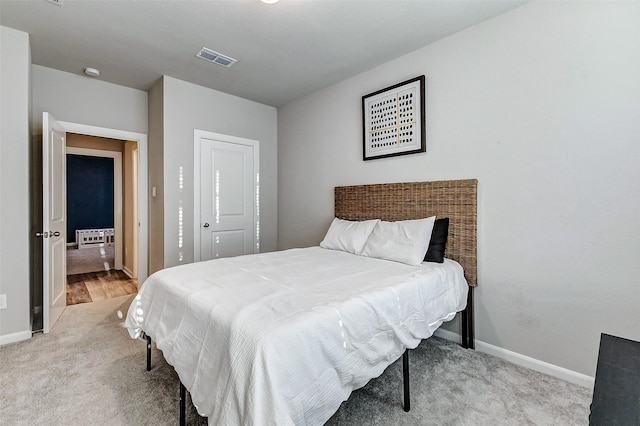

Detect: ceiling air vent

[196,47,237,68]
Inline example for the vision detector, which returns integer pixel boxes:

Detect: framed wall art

[362,75,426,161]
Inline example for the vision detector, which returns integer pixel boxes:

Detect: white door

[42,112,67,333]
[197,134,259,261]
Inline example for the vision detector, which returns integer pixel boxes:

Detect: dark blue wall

[67,154,114,242]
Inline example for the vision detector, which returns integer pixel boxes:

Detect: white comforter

[125,246,468,425]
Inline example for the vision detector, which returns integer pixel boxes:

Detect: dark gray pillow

[424,218,449,263]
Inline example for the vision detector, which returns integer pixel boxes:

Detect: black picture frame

[362,75,426,161]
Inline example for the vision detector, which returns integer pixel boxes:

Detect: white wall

[0,26,31,343]
[278,1,640,379]
[27,66,148,329]
[147,79,165,274]
[159,76,278,269]
[32,65,148,135]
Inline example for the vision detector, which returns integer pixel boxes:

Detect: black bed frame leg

[461,287,475,349]
[179,382,186,426]
[145,335,187,426]
[146,335,152,371]
[402,350,410,412]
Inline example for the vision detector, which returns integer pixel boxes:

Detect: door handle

[203,223,210,228]
[37,231,60,238]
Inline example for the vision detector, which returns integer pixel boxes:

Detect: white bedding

[125,246,468,425]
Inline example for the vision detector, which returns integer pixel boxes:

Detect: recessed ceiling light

[260,0,279,4]
[84,67,100,77]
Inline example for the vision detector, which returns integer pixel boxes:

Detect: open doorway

[64,134,137,306]
[32,117,148,333]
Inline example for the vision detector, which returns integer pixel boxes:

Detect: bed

[125,179,478,425]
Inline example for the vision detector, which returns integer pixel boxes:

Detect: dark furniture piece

[589,333,640,425]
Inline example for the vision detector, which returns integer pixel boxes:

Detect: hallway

[67,270,137,305]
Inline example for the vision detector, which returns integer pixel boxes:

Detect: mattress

[125,246,468,425]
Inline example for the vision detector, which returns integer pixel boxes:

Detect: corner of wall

[147,77,165,274]
[0,26,33,341]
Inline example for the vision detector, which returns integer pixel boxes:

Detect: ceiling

[1,0,527,107]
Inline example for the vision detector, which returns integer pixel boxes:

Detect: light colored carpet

[66,245,115,275]
[0,296,592,425]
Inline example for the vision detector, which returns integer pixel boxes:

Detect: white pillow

[320,218,380,255]
[360,217,436,266]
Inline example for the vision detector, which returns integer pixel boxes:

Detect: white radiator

[76,228,115,249]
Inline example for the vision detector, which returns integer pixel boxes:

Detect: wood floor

[67,270,137,305]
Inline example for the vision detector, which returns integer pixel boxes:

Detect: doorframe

[66,147,123,271]
[193,129,260,262]
[60,121,148,283]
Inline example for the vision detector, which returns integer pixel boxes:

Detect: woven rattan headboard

[334,179,478,287]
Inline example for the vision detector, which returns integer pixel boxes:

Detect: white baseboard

[434,327,461,344]
[122,266,135,279]
[433,329,594,389]
[0,330,32,346]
